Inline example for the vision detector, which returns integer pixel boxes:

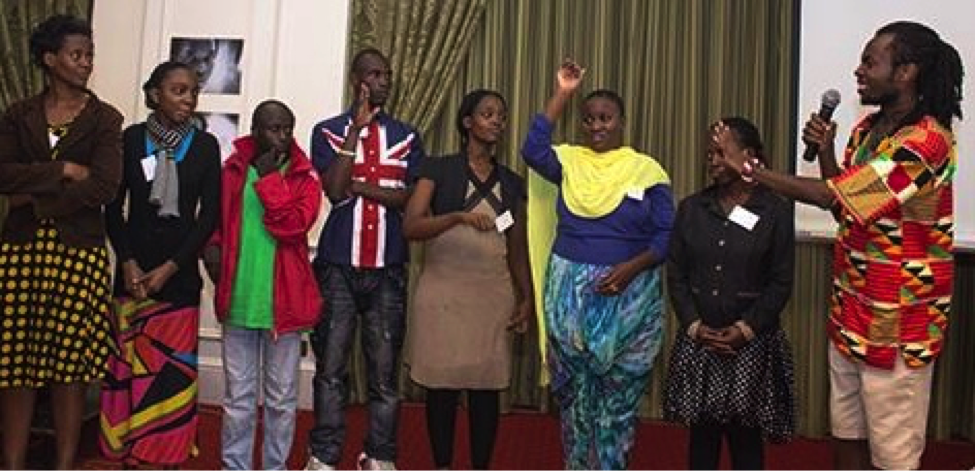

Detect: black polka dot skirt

[663,328,796,442]
[0,224,116,388]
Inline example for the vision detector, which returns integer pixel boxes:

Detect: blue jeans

[221,327,301,470]
[308,263,407,464]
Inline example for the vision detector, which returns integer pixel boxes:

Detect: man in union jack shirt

[305,48,425,471]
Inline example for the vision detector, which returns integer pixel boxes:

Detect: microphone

[802,89,841,162]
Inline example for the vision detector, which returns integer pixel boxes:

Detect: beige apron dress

[405,181,515,389]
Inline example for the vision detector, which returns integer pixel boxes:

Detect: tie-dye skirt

[544,253,665,470]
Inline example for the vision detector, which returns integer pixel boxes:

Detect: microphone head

[822,89,841,111]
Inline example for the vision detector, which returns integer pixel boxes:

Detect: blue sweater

[521,114,674,266]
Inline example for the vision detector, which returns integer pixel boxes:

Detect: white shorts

[828,342,934,470]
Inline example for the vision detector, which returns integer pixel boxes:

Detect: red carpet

[34,403,975,469]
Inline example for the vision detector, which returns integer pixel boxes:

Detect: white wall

[91,0,350,408]
[796,0,975,250]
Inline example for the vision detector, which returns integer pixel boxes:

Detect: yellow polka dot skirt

[0,224,116,388]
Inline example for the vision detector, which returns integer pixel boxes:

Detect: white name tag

[626,188,644,200]
[141,155,157,182]
[495,210,514,232]
[728,205,760,231]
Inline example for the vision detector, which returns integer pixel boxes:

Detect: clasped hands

[123,259,178,300]
[694,324,747,356]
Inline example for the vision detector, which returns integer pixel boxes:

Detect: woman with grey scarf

[99,60,222,467]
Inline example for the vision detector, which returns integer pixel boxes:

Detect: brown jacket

[0,92,123,248]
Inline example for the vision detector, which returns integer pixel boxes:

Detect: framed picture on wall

[198,112,239,161]
[170,37,244,95]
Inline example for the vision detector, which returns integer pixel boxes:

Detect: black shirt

[105,123,222,305]
[666,185,795,334]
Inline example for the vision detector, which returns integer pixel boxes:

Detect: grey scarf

[146,113,192,218]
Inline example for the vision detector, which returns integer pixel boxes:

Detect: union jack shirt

[311,110,425,268]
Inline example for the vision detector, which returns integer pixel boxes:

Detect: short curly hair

[29,14,92,70]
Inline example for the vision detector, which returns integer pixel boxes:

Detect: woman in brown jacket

[0,14,123,469]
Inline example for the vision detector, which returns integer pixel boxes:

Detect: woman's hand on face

[460,212,495,232]
[556,59,585,94]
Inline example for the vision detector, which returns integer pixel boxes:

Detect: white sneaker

[357,452,397,470]
[304,453,336,470]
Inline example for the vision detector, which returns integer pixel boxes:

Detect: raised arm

[520,60,587,184]
[544,59,585,123]
[324,84,378,204]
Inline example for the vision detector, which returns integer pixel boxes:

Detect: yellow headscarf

[527,144,669,384]
[555,144,670,218]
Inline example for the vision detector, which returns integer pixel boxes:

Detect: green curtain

[0,0,91,110]
[347,0,975,441]
[348,0,488,133]
[420,0,804,425]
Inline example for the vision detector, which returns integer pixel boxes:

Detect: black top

[105,123,222,305]
[416,153,525,218]
[666,185,794,334]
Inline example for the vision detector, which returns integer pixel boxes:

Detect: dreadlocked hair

[877,21,964,129]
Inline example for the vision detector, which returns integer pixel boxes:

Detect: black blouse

[416,153,525,218]
[104,123,222,305]
[666,185,795,334]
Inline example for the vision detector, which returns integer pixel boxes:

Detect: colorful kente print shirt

[826,114,955,369]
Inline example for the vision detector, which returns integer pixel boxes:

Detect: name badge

[495,210,514,232]
[141,155,157,182]
[728,205,759,231]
